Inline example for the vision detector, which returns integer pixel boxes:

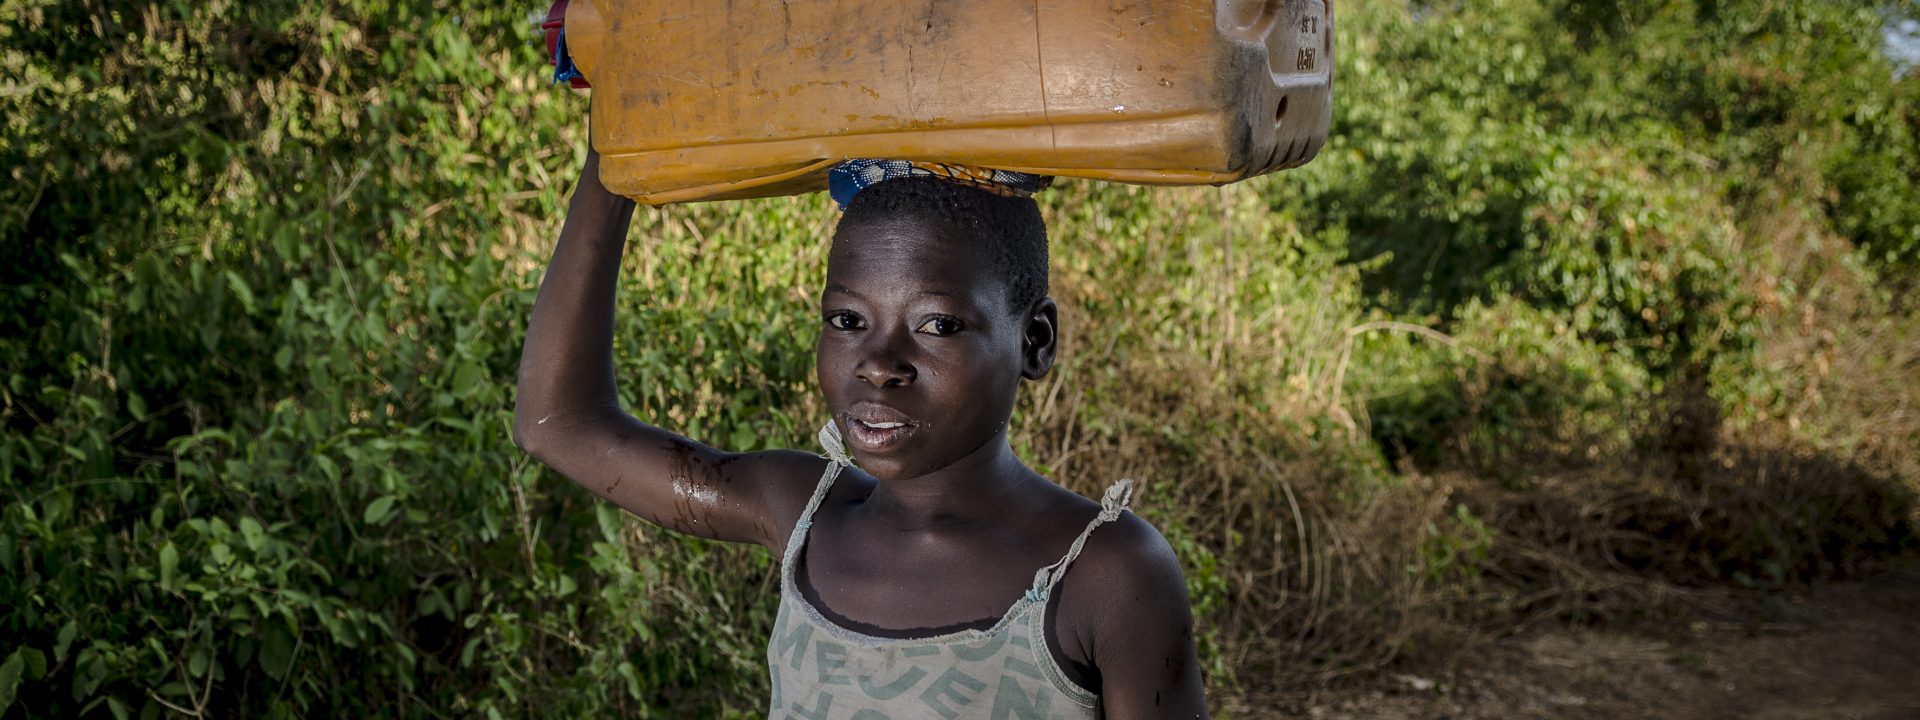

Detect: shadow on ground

[1244,559,1920,719]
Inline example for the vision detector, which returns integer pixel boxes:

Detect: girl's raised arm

[511,147,824,548]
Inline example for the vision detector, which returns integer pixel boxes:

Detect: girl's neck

[856,433,1042,531]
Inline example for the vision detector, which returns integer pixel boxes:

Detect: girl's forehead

[830,221,984,274]
[824,223,1010,304]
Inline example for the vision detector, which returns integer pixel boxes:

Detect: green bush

[1360,298,1651,481]
[1,1,780,715]
[1285,0,1918,376]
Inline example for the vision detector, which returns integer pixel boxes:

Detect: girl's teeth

[865,421,903,429]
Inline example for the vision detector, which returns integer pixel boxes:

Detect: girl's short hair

[835,176,1049,311]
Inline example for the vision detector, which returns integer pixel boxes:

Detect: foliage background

[2,0,1917,716]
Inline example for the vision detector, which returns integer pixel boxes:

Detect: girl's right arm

[512,147,825,548]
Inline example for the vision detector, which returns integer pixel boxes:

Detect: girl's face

[816,217,1051,481]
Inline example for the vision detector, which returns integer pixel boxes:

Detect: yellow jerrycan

[563,0,1334,205]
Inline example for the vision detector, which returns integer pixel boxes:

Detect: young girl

[513,148,1208,718]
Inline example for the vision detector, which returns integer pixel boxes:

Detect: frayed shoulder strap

[817,419,853,467]
[1095,477,1135,522]
[1025,478,1136,602]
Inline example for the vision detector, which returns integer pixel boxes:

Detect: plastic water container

[563,0,1334,204]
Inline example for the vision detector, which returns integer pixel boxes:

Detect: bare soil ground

[1231,560,1920,719]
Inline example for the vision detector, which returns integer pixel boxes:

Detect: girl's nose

[855,337,917,387]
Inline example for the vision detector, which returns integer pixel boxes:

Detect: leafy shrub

[1360,298,1651,480]
[1,1,783,716]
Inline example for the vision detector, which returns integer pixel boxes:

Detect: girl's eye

[826,311,864,330]
[915,316,963,336]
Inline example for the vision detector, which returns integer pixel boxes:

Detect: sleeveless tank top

[765,423,1135,719]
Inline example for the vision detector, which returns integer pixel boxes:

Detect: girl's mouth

[845,406,918,453]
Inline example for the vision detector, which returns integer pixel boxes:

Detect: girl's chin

[849,455,920,481]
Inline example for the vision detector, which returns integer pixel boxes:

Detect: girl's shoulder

[1065,509,1185,595]
[1052,478,1177,575]
[1049,498,1207,712]
[1042,480,1188,631]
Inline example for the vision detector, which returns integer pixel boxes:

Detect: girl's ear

[1021,298,1059,380]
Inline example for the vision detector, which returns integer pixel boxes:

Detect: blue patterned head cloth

[828,159,1052,210]
[551,29,585,86]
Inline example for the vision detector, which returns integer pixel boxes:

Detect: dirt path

[1236,561,1920,719]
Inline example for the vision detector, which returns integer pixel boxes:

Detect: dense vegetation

[3,0,1916,716]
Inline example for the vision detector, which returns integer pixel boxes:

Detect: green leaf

[595,503,623,544]
[259,625,294,680]
[158,542,179,591]
[225,270,257,314]
[450,361,483,397]
[0,649,23,714]
[617,660,642,700]
[363,496,397,526]
[460,636,482,668]
[239,516,267,552]
[314,454,340,483]
[55,621,77,662]
[18,649,44,681]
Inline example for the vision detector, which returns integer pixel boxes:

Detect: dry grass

[1017,181,1457,686]
[1013,175,1920,699]
[1451,434,1916,614]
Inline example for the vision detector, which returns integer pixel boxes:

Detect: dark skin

[514,148,1208,718]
